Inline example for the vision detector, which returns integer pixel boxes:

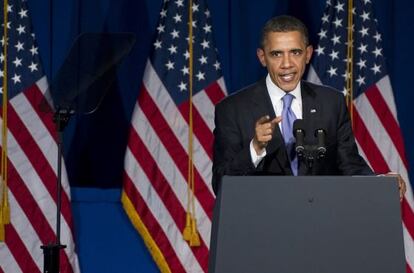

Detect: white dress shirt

[250,74,303,167]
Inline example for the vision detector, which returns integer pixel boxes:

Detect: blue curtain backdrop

[24,0,414,272]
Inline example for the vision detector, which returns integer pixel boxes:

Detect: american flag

[0,0,80,272]
[122,0,226,272]
[308,0,414,271]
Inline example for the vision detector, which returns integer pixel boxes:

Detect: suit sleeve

[335,95,374,175]
[212,100,257,194]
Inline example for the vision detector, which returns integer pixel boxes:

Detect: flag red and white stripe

[353,76,414,271]
[0,77,80,273]
[123,59,226,272]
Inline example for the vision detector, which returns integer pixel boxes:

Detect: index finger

[256,115,271,125]
[269,116,282,129]
[270,116,282,124]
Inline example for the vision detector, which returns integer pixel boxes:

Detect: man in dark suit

[212,15,405,196]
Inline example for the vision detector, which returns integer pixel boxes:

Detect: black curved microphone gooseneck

[293,119,305,158]
[315,128,327,158]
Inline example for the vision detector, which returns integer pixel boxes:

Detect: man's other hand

[385,172,406,202]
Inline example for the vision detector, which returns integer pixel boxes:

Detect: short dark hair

[260,15,309,48]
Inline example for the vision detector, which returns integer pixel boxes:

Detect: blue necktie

[281,93,298,175]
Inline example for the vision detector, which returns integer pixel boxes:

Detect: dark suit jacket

[212,78,373,194]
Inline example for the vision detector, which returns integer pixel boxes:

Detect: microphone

[293,119,305,157]
[315,128,327,158]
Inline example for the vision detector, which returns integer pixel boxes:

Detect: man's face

[257,31,313,92]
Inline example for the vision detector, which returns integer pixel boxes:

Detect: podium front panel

[209,176,405,273]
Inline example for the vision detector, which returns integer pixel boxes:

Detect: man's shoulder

[302,80,344,99]
[217,78,266,108]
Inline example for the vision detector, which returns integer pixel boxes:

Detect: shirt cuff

[250,140,266,168]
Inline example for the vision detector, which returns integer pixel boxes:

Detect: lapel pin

[310,109,317,113]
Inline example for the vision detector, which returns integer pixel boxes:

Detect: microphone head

[293,119,305,136]
[314,128,326,137]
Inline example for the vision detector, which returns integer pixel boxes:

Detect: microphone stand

[41,108,72,273]
[294,124,327,174]
[40,1,67,271]
[297,144,326,174]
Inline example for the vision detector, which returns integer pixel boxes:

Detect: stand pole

[41,110,70,273]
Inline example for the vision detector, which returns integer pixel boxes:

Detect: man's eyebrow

[268,48,303,52]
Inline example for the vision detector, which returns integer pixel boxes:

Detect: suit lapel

[251,78,291,173]
[250,78,276,120]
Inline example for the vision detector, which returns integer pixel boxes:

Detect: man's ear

[305,45,313,64]
[257,48,266,67]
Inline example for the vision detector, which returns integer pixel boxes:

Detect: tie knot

[282,93,294,108]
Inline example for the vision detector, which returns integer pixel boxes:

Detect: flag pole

[183,0,194,243]
[183,0,200,247]
[0,0,11,242]
[346,0,354,126]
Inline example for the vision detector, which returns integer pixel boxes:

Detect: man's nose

[281,54,292,68]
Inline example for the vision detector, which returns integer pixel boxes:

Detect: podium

[209,176,405,273]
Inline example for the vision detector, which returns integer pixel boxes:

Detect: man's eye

[271,52,281,57]
[292,50,302,56]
